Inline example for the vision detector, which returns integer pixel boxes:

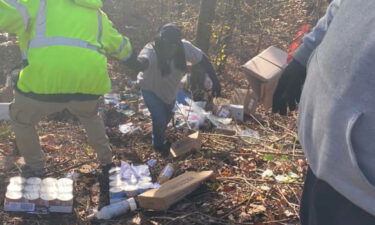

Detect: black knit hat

[158,23,182,44]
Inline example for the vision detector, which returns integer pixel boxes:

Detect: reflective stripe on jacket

[0,0,132,95]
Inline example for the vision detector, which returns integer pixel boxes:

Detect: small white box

[0,103,10,121]
[229,104,244,121]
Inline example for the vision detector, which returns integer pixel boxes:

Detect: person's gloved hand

[272,59,306,115]
[123,51,149,72]
[211,80,221,97]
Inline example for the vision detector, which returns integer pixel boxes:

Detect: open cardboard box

[170,131,202,158]
[137,170,214,211]
[241,46,288,110]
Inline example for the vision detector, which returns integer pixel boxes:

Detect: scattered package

[230,88,258,116]
[215,124,238,136]
[118,122,141,135]
[4,176,74,213]
[103,93,121,105]
[170,132,202,158]
[215,104,244,121]
[108,162,158,204]
[242,46,288,109]
[138,170,214,211]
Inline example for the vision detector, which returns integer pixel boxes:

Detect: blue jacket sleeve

[293,0,342,66]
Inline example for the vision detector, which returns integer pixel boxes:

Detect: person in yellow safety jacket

[0,0,147,183]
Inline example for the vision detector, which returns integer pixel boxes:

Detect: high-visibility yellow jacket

[0,0,132,95]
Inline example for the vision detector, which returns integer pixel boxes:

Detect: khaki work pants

[9,91,112,171]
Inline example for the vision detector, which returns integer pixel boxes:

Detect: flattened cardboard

[137,171,213,211]
[170,132,202,158]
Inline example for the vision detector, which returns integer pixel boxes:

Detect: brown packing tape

[170,132,202,158]
[137,171,214,211]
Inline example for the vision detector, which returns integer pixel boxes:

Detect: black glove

[272,59,306,115]
[123,51,149,72]
[212,80,221,97]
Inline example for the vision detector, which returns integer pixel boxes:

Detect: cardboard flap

[138,171,214,210]
[258,46,288,68]
[170,132,202,158]
[154,171,213,198]
[242,56,282,82]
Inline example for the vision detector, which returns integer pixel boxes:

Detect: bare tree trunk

[195,0,217,54]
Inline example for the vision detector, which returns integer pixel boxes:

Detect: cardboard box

[0,103,10,121]
[241,46,287,109]
[170,132,202,158]
[215,124,237,136]
[137,171,214,211]
[230,89,258,116]
[228,105,244,121]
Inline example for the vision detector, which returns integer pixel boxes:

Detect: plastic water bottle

[157,163,174,184]
[92,198,137,219]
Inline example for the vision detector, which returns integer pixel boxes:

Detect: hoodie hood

[73,0,103,9]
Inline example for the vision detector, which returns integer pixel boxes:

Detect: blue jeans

[142,90,175,150]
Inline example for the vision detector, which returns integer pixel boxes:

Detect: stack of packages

[108,162,158,204]
[4,176,74,213]
[87,158,214,220]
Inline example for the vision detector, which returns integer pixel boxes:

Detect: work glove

[123,51,149,72]
[211,80,221,97]
[272,59,306,115]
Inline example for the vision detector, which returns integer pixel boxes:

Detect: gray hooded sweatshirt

[295,0,375,216]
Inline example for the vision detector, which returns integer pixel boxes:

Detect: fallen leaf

[42,144,61,151]
[80,165,93,174]
[40,134,55,143]
[297,158,307,167]
[228,214,235,221]
[260,185,271,191]
[261,169,274,178]
[275,175,289,183]
[131,214,142,224]
[239,211,250,223]
[284,209,295,217]
[263,154,275,161]
[223,185,235,192]
[220,170,232,177]
[249,204,266,214]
